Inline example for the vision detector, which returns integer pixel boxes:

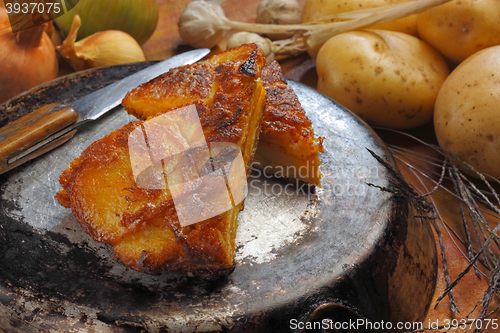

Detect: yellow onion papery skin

[56,15,146,71]
[55,0,159,45]
[0,9,58,104]
[64,31,147,70]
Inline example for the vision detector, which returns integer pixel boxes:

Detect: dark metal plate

[0,63,437,332]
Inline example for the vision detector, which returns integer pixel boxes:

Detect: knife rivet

[0,135,5,142]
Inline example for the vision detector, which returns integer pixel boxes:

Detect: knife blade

[0,48,210,175]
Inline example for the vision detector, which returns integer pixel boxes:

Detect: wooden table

[140,0,500,331]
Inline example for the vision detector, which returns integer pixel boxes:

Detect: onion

[0,8,58,104]
[55,0,159,45]
[57,15,146,71]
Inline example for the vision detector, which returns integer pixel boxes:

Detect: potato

[302,0,418,58]
[316,30,449,129]
[434,46,500,179]
[417,0,500,64]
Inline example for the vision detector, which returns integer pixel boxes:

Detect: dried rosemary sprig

[366,149,460,313]
[375,128,500,330]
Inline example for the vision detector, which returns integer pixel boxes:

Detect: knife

[0,48,210,175]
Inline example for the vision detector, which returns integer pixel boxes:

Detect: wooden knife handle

[0,103,79,175]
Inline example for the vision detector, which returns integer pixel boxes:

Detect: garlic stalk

[227,32,306,62]
[57,15,146,72]
[304,0,452,49]
[179,0,453,51]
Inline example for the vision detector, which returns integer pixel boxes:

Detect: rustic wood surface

[140,0,500,331]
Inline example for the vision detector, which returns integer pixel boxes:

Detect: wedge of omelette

[56,44,266,276]
[257,61,323,185]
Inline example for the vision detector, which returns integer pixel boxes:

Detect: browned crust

[261,61,324,154]
[56,121,174,244]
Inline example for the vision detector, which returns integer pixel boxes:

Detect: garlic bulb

[57,16,146,72]
[257,0,302,40]
[178,0,305,49]
[0,8,58,104]
[227,33,275,62]
[178,0,231,48]
[178,0,453,55]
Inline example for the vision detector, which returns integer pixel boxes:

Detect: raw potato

[434,46,500,179]
[316,30,449,129]
[302,0,418,57]
[417,0,500,64]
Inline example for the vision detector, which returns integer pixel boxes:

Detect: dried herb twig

[371,127,500,328]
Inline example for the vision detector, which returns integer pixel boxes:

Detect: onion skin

[55,0,159,45]
[75,31,147,69]
[57,15,146,72]
[0,9,58,104]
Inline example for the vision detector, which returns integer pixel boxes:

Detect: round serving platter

[0,62,437,332]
